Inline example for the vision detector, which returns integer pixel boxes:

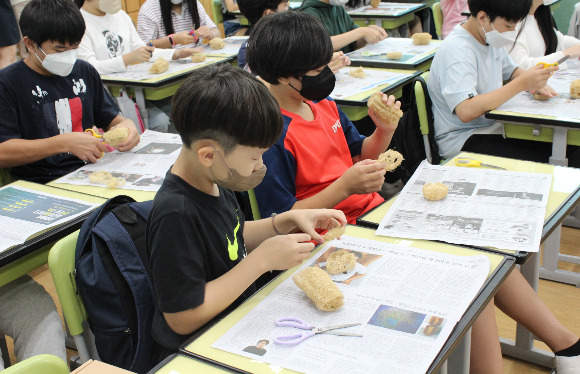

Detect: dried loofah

[323,225,346,242]
[326,250,356,275]
[422,182,449,201]
[570,79,580,99]
[149,57,169,74]
[103,127,129,147]
[209,37,225,50]
[378,149,404,171]
[386,51,403,60]
[349,66,366,78]
[533,93,550,101]
[293,267,344,311]
[370,0,380,7]
[191,53,206,63]
[411,32,432,45]
[367,92,403,123]
[88,170,126,189]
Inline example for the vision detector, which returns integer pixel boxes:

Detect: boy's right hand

[63,132,109,163]
[255,233,315,271]
[339,159,386,195]
[519,64,558,92]
[124,46,154,66]
[174,30,197,46]
[361,26,388,44]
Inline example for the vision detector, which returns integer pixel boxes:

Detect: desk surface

[486,109,580,129]
[347,38,441,70]
[149,353,235,374]
[180,225,514,374]
[101,56,232,88]
[357,152,580,262]
[47,180,156,202]
[347,2,426,18]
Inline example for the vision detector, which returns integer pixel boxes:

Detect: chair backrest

[2,355,68,374]
[211,0,223,25]
[248,189,262,220]
[432,2,443,39]
[413,71,439,164]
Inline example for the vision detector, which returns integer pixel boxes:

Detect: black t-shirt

[146,171,257,351]
[0,59,119,183]
[242,345,267,356]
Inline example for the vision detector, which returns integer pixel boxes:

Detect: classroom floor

[5,227,580,373]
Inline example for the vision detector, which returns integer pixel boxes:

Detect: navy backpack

[75,195,155,374]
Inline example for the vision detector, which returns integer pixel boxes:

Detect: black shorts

[0,0,20,47]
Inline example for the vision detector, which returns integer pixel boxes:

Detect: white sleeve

[78,26,127,74]
[509,30,565,70]
[151,48,176,61]
[556,30,580,51]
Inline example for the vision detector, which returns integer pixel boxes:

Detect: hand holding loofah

[533,93,550,101]
[323,225,346,242]
[103,127,129,147]
[293,267,344,311]
[367,92,403,124]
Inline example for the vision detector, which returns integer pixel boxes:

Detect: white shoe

[555,355,580,374]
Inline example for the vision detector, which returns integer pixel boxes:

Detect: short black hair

[237,0,288,25]
[467,0,531,23]
[247,11,333,85]
[171,64,283,153]
[20,0,85,46]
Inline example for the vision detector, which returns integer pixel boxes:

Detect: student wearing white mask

[137,0,220,50]
[508,0,580,70]
[299,0,388,54]
[76,0,200,132]
[428,0,580,168]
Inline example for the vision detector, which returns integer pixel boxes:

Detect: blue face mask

[289,66,336,102]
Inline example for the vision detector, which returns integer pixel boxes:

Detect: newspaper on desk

[100,57,219,81]
[211,235,490,374]
[347,38,440,64]
[54,131,181,192]
[496,67,580,120]
[348,2,423,16]
[201,36,247,56]
[376,161,552,252]
[0,185,99,252]
[331,68,415,99]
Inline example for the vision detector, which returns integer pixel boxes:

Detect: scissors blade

[323,331,363,337]
[316,323,361,333]
[557,55,569,65]
[480,163,506,170]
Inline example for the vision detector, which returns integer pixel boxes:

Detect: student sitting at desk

[76,0,201,133]
[248,11,580,374]
[440,0,468,39]
[299,0,388,54]
[0,0,140,184]
[508,0,580,70]
[220,0,248,37]
[428,0,580,167]
[146,63,347,361]
[137,0,220,50]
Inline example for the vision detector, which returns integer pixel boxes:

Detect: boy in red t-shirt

[250,11,401,224]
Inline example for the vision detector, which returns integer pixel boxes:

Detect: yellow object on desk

[454,157,506,170]
[536,55,569,74]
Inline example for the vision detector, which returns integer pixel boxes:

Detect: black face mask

[290,65,336,102]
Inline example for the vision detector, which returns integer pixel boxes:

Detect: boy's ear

[197,145,216,168]
[277,76,291,85]
[475,11,489,26]
[22,37,37,53]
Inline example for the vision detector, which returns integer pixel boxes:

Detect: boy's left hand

[328,52,351,73]
[291,209,347,243]
[368,93,401,132]
[110,120,140,152]
[172,47,204,60]
[195,26,213,40]
[532,84,558,98]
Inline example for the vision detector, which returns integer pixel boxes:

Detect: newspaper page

[348,2,423,16]
[53,131,181,191]
[201,36,247,56]
[495,67,580,120]
[100,57,219,81]
[376,161,552,252]
[331,68,415,99]
[347,38,441,65]
[210,235,490,374]
[0,185,99,252]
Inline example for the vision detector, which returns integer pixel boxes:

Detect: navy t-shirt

[0,59,119,183]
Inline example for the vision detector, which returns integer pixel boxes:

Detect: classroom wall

[553,0,577,33]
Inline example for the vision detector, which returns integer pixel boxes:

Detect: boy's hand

[110,120,140,152]
[255,233,315,271]
[519,64,558,92]
[172,47,203,60]
[195,26,213,40]
[532,84,558,98]
[289,209,347,243]
[339,159,386,195]
[64,132,109,163]
[368,93,401,132]
[124,46,154,65]
[328,51,351,73]
[362,26,388,44]
[174,30,197,45]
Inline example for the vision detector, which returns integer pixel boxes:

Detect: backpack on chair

[75,195,155,374]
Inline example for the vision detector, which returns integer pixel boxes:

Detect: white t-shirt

[428,24,518,159]
[508,14,580,70]
[79,9,175,74]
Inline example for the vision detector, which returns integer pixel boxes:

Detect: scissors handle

[455,158,478,167]
[274,331,315,347]
[275,317,315,329]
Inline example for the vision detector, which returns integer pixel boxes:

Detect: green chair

[2,355,68,374]
[48,231,99,364]
[248,189,262,220]
[432,2,443,39]
[211,0,223,25]
[413,71,439,164]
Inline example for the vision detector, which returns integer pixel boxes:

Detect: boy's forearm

[360,127,395,160]
[455,80,524,123]
[0,137,66,168]
[331,29,364,51]
[163,254,265,335]
[244,211,296,250]
[291,181,350,211]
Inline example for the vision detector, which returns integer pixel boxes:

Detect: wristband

[271,213,282,236]
[168,34,176,46]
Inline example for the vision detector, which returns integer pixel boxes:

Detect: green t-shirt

[300,0,359,54]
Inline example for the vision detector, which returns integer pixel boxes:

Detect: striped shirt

[137,0,216,49]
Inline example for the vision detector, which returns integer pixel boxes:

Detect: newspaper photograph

[376,161,552,252]
[210,235,490,374]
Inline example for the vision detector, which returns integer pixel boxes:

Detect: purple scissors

[274,317,362,347]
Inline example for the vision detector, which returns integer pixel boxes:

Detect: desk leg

[500,252,555,368]
[548,127,568,166]
[540,225,580,286]
[447,328,471,374]
[133,87,149,130]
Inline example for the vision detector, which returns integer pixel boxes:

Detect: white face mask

[482,20,516,49]
[329,0,348,5]
[170,0,182,4]
[543,0,556,5]
[99,0,122,14]
[35,46,78,76]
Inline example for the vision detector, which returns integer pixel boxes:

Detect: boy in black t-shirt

[146,63,347,360]
[0,0,140,183]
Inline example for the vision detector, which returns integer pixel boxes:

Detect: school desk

[334,68,420,121]
[356,151,580,368]
[0,181,105,288]
[347,38,442,71]
[347,2,427,32]
[102,57,232,129]
[46,180,156,202]
[148,353,235,374]
[179,225,515,374]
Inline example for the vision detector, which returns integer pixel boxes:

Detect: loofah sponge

[191,53,206,63]
[378,149,404,171]
[570,80,580,99]
[367,92,403,123]
[88,170,126,189]
[386,51,403,60]
[326,250,357,275]
[411,32,432,45]
[422,182,449,201]
[103,127,129,147]
[323,225,346,242]
[349,66,366,78]
[149,57,169,74]
[209,37,225,50]
[293,267,344,311]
